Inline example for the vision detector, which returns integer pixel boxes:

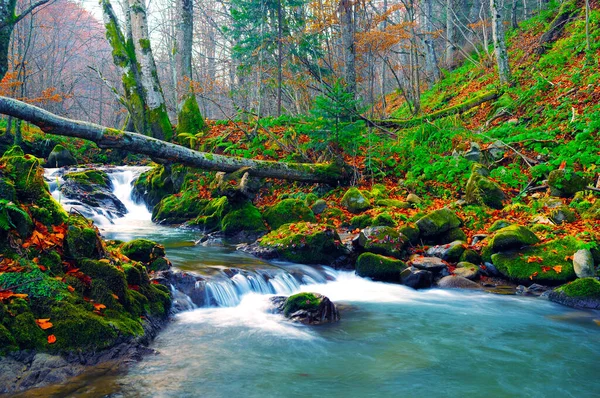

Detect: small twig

[585,186,600,193]
[0,277,43,294]
[526,184,549,192]
[570,107,577,123]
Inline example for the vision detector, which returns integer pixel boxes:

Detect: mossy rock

[489,219,511,232]
[356,226,408,258]
[549,205,577,224]
[556,278,600,299]
[548,169,588,197]
[45,144,77,168]
[121,239,165,263]
[283,292,321,317]
[486,225,539,253]
[221,201,266,235]
[79,259,128,299]
[0,323,18,355]
[63,169,111,188]
[123,263,147,286]
[341,187,371,214]
[304,193,319,207]
[189,196,230,231]
[490,237,581,284]
[460,249,482,264]
[465,164,505,209]
[148,257,171,272]
[263,199,316,230]
[310,199,327,215]
[6,204,34,238]
[350,214,374,229]
[259,222,346,264]
[370,184,389,199]
[133,165,187,209]
[375,199,411,209]
[152,192,209,224]
[437,228,467,244]
[355,252,406,283]
[398,223,420,245]
[64,217,104,260]
[416,208,462,237]
[9,311,47,350]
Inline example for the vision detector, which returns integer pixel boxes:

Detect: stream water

[35,168,600,397]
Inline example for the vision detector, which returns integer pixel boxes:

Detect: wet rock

[547,278,600,309]
[454,262,480,280]
[61,169,127,219]
[408,255,448,274]
[45,144,77,168]
[471,234,488,245]
[426,240,466,262]
[354,226,408,258]
[437,275,481,289]
[481,262,501,277]
[573,249,595,278]
[154,270,207,308]
[355,252,406,283]
[270,293,340,325]
[400,267,433,289]
[515,284,549,296]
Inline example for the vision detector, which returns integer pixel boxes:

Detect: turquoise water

[39,171,599,398]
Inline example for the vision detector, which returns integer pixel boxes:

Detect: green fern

[0,199,29,231]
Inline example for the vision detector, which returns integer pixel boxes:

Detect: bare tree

[491,0,511,85]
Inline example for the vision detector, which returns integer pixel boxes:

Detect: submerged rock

[270,292,339,325]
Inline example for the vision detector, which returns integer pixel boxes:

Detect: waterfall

[45,166,151,226]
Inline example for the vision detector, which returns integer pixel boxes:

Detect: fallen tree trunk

[535,0,579,56]
[371,90,502,129]
[0,96,351,184]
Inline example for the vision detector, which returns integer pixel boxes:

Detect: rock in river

[270,292,340,325]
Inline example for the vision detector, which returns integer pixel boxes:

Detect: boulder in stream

[61,169,127,219]
[270,292,339,325]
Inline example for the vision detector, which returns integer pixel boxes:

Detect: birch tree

[491,0,511,85]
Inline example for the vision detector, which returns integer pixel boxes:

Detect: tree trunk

[535,0,579,55]
[339,0,356,97]
[511,0,518,29]
[0,96,351,184]
[276,0,283,116]
[491,0,512,85]
[423,0,440,87]
[174,0,206,138]
[446,0,456,67]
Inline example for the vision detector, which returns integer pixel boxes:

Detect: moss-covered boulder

[548,205,577,224]
[1,147,66,226]
[0,177,17,202]
[355,252,406,282]
[582,201,600,220]
[375,199,411,209]
[460,249,482,264]
[416,208,462,238]
[310,199,327,215]
[64,216,104,260]
[63,169,111,188]
[121,239,165,263]
[341,187,371,214]
[490,237,581,284]
[263,199,316,229]
[190,196,230,231]
[426,240,466,263]
[465,164,505,209]
[221,201,266,235]
[486,224,539,253]
[133,165,187,209]
[549,278,600,309]
[355,226,408,258]
[61,169,127,218]
[45,144,77,168]
[152,191,209,224]
[548,169,589,197]
[399,223,420,245]
[276,292,339,325]
[259,222,346,264]
[454,262,480,280]
[489,219,511,232]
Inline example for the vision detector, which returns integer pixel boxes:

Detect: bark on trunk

[446,0,456,67]
[491,0,511,85]
[174,0,206,137]
[423,0,440,87]
[0,96,351,184]
[339,0,356,97]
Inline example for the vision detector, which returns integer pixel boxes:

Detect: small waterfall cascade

[45,166,151,225]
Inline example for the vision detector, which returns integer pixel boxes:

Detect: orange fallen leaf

[47,334,56,344]
[36,319,53,330]
[529,271,539,280]
[552,266,562,273]
[111,293,119,300]
[93,303,107,311]
[67,286,75,293]
[527,256,543,263]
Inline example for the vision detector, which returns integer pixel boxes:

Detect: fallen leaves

[0,290,28,302]
[47,335,56,344]
[553,265,563,274]
[35,318,53,330]
[527,256,543,263]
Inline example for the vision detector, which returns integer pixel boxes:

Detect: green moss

[350,214,374,229]
[370,183,389,198]
[65,216,103,260]
[63,170,111,188]
[221,201,266,235]
[263,199,316,229]
[79,259,128,299]
[283,292,321,317]
[489,219,511,232]
[398,223,420,245]
[355,252,406,282]
[259,222,346,264]
[176,94,207,137]
[548,169,588,197]
[357,226,408,258]
[189,196,230,231]
[152,193,209,224]
[460,249,482,264]
[582,201,600,220]
[437,227,467,244]
[491,236,581,284]
[0,267,69,300]
[304,193,319,207]
[556,278,600,298]
[10,312,46,350]
[415,208,462,237]
[375,199,411,209]
[0,323,18,355]
[121,239,165,263]
[0,177,16,202]
[465,166,505,209]
[486,224,539,253]
[341,187,371,213]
